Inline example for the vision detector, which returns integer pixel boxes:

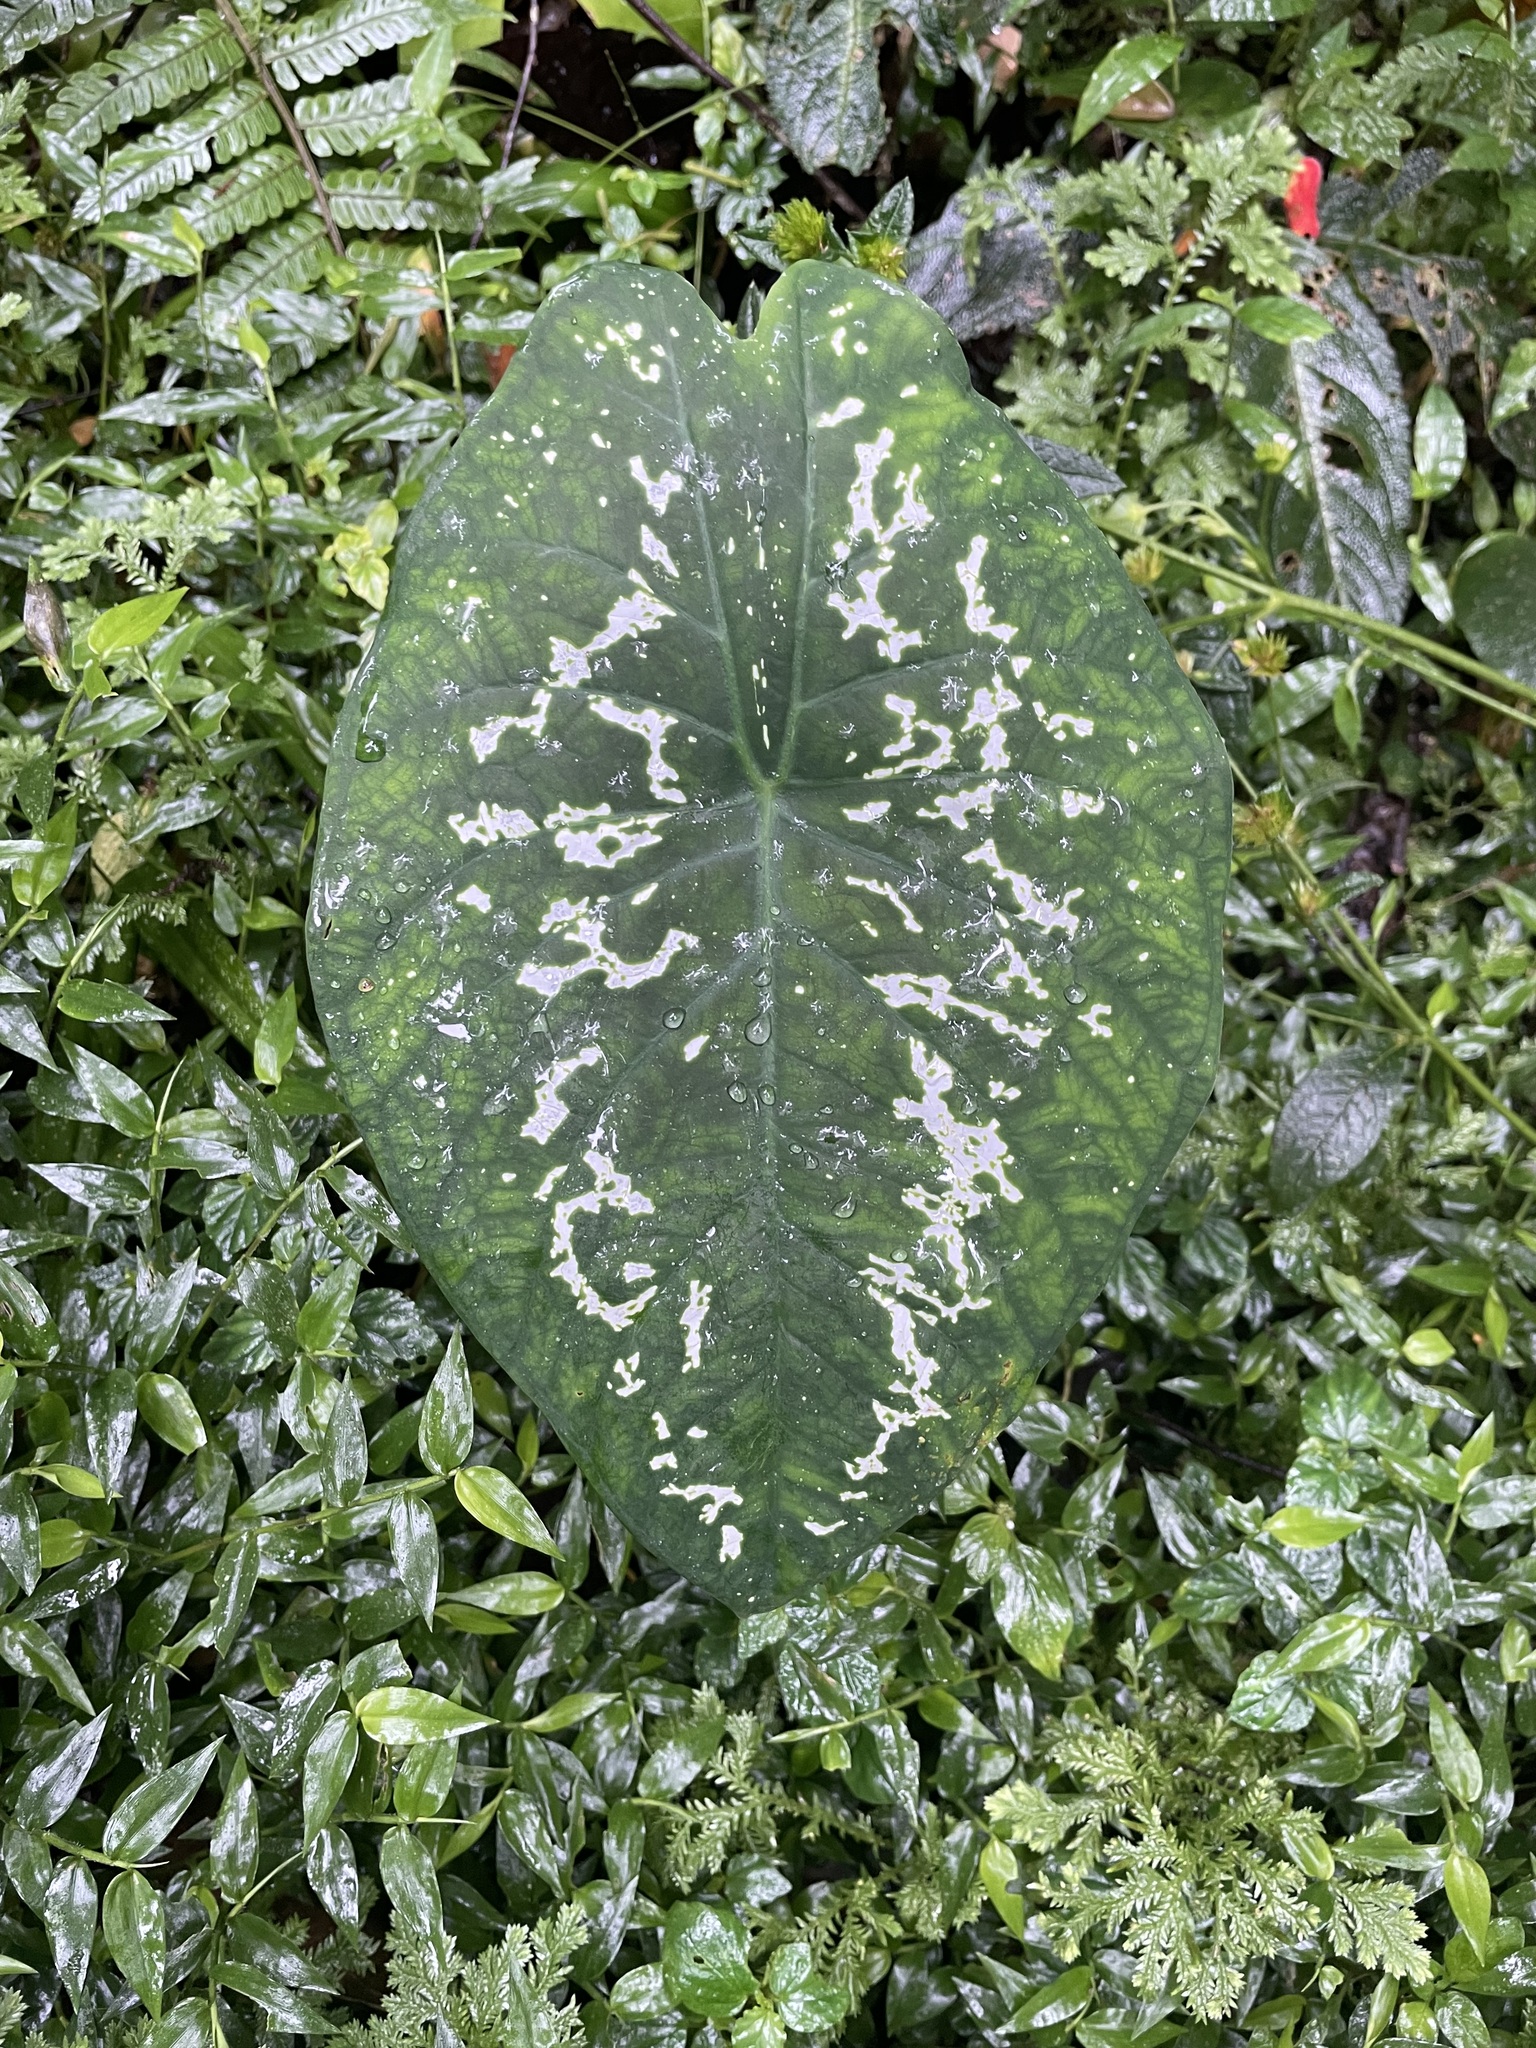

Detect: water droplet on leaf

[834,1195,856,1218]
[727,1082,747,1103]
[663,1008,685,1029]
[759,1085,776,1106]
[355,731,386,762]
[745,1013,771,1045]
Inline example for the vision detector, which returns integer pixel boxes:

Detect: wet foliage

[3,1,1536,2045]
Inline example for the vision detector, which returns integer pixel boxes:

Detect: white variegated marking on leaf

[550,1149,657,1329]
[895,1041,1023,1290]
[456,884,492,913]
[815,397,865,428]
[845,874,922,932]
[624,1262,655,1280]
[609,1354,645,1397]
[450,802,538,846]
[522,1044,603,1145]
[1061,789,1105,818]
[660,1481,743,1524]
[869,970,1049,1048]
[1033,699,1094,739]
[828,566,922,663]
[550,589,673,687]
[1079,1004,1113,1038]
[833,430,931,565]
[919,782,998,830]
[719,1526,742,1562]
[868,694,952,778]
[844,799,890,823]
[652,1411,670,1439]
[964,839,1083,937]
[519,898,698,998]
[847,1275,946,1482]
[437,1022,470,1041]
[955,537,1017,645]
[805,1518,846,1536]
[980,932,1049,1001]
[545,802,666,868]
[651,1451,677,1470]
[962,681,1021,773]
[629,455,684,513]
[589,697,687,804]
[640,525,678,577]
[681,1279,711,1371]
[683,1033,708,1060]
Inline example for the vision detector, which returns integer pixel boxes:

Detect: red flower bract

[1285,155,1323,238]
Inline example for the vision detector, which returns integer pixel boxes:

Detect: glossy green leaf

[1445,1846,1491,1961]
[102,1868,165,2019]
[1072,35,1184,142]
[453,1463,562,1555]
[43,1858,95,2005]
[1427,1688,1483,1807]
[355,1684,497,1745]
[378,1825,442,1938]
[14,1709,109,1831]
[86,585,186,660]
[1413,385,1466,500]
[302,1710,358,1847]
[418,1328,472,1475]
[388,1492,439,1622]
[661,1898,755,2018]
[311,261,1228,1607]
[0,1618,95,1715]
[211,1757,259,1901]
[1263,1505,1366,1548]
[103,1741,221,1862]
[136,1370,207,1453]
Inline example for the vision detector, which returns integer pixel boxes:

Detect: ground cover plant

[7,0,1536,2043]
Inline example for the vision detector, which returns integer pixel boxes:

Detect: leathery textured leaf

[310,261,1229,1608]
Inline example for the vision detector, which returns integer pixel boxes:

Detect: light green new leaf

[1427,1688,1483,1807]
[453,1464,562,1555]
[136,1370,207,1454]
[86,586,186,661]
[1072,35,1184,143]
[311,262,1229,1607]
[1444,1846,1491,1960]
[355,1685,497,1745]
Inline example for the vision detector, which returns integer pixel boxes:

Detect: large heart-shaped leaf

[310,261,1228,1609]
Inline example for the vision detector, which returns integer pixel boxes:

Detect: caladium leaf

[311,261,1228,1608]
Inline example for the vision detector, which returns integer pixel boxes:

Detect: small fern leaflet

[262,0,433,91]
[43,11,243,156]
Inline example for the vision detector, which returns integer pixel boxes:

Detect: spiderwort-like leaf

[102,1868,165,2020]
[310,261,1230,1608]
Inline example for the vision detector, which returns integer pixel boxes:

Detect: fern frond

[325,168,479,232]
[294,74,411,156]
[262,0,432,92]
[43,11,243,156]
[73,80,279,224]
[199,213,333,316]
[0,0,113,67]
[99,147,312,271]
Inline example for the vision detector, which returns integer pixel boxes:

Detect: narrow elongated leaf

[102,1868,165,2020]
[355,1686,497,1745]
[310,262,1229,1608]
[103,1742,221,1862]
[14,1710,109,1831]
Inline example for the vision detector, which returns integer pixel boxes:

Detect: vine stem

[210,0,345,259]
[1143,535,1536,708]
[619,0,867,222]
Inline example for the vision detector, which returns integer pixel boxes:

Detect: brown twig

[211,0,346,259]
[472,0,542,250]
[620,0,866,222]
